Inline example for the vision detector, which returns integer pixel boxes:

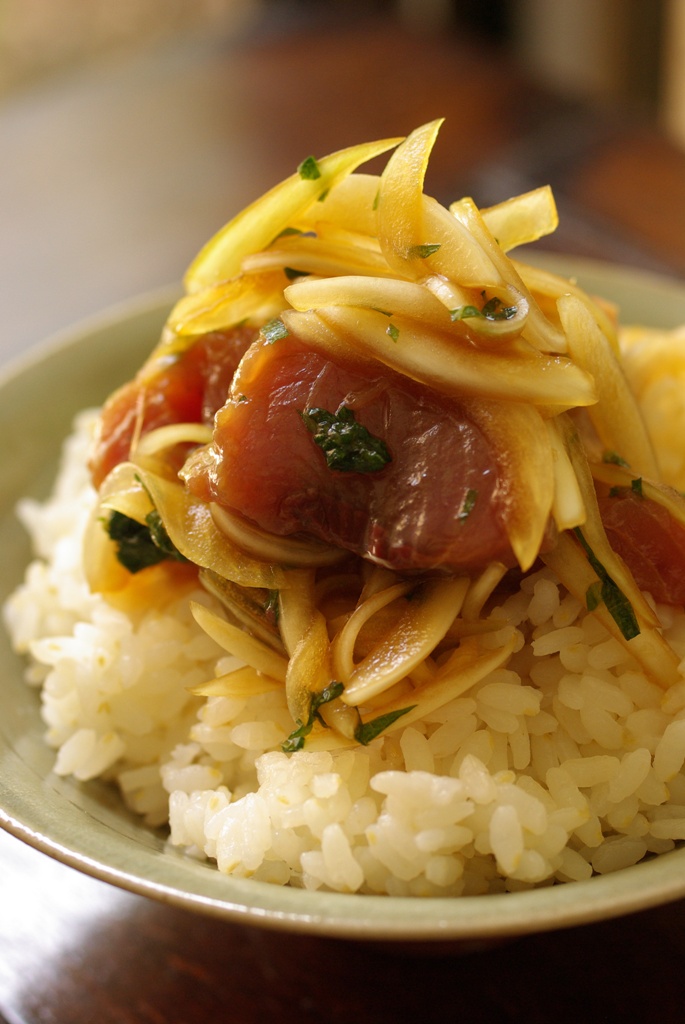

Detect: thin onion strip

[191,601,289,681]
[342,577,469,706]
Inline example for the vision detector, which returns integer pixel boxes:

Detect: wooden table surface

[3,11,685,1023]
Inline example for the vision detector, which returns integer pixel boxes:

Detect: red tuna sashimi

[89,327,258,488]
[182,334,515,573]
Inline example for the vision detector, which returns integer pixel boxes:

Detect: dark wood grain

[3,826,685,1024]
[3,9,685,1024]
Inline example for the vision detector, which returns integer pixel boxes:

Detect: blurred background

[1,0,685,356]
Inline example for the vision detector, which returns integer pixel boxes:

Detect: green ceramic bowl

[2,260,685,943]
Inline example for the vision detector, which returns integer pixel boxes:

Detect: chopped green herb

[371,307,393,317]
[631,477,644,497]
[317,188,330,202]
[574,527,640,640]
[283,267,311,281]
[281,681,345,753]
[237,393,248,403]
[354,705,417,746]
[262,318,289,344]
[458,488,478,521]
[276,226,310,239]
[297,155,321,180]
[372,188,380,211]
[300,405,392,473]
[408,243,441,259]
[386,322,400,342]
[450,291,518,322]
[603,451,630,468]
[585,580,602,612]
[105,510,186,574]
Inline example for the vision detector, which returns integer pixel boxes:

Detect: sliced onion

[280,306,596,410]
[546,415,587,533]
[552,415,659,628]
[300,173,381,235]
[422,275,529,342]
[191,600,288,681]
[451,197,567,354]
[558,293,659,480]
[277,569,317,657]
[376,119,444,277]
[137,469,290,589]
[514,259,619,351]
[166,271,286,337]
[133,422,213,458]
[418,196,500,288]
[184,135,403,293]
[284,607,333,724]
[481,185,558,252]
[331,580,414,683]
[210,502,345,568]
[97,461,154,524]
[460,562,509,621]
[198,569,285,654]
[356,632,517,734]
[242,236,393,279]
[341,577,469,706]
[189,665,282,698]
[286,274,451,327]
[541,532,680,688]
[466,399,554,571]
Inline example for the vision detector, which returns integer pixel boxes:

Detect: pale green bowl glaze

[2,260,685,943]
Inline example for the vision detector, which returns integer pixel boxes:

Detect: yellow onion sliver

[133,422,213,458]
[242,237,394,280]
[481,185,558,253]
[460,562,509,622]
[556,414,659,628]
[300,173,381,236]
[331,580,414,682]
[190,665,282,698]
[184,135,404,293]
[138,469,289,589]
[166,271,286,337]
[451,196,567,354]
[514,260,619,353]
[210,502,345,569]
[376,119,444,277]
[285,607,333,724]
[361,632,517,735]
[559,293,659,481]
[285,274,454,330]
[191,601,288,682]
[277,568,317,657]
[546,416,587,533]
[465,399,554,572]
[419,196,500,289]
[541,532,680,688]
[422,275,529,342]
[281,307,597,410]
[342,577,469,706]
[97,461,154,524]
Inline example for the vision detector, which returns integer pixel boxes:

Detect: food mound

[7,120,685,897]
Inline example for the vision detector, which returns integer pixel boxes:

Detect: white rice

[6,409,685,896]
